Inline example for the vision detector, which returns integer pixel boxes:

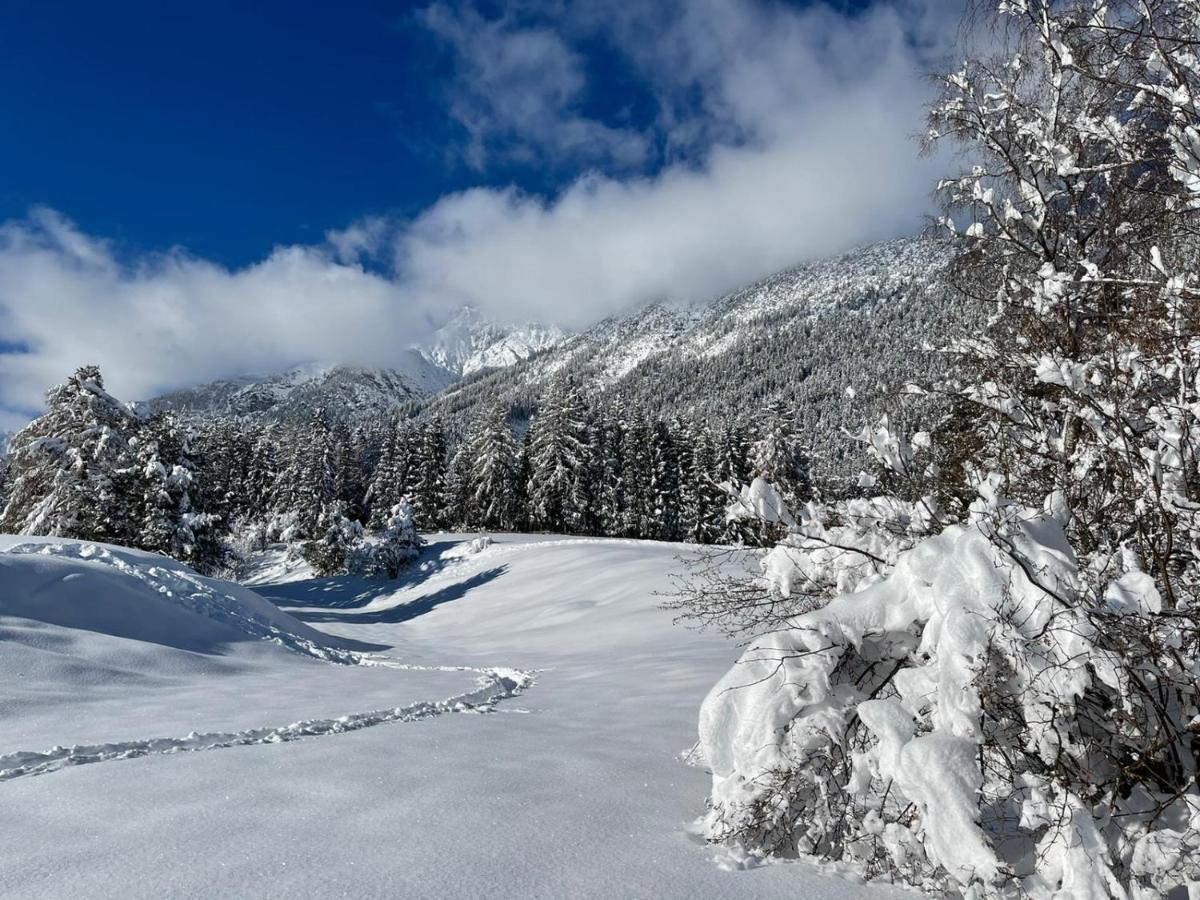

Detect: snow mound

[0,537,359,660]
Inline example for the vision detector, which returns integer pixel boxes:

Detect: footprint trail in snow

[0,667,534,782]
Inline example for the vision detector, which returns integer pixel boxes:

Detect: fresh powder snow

[0,533,904,899]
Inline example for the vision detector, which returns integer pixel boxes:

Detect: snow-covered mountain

[421,306,569,378]
[426,237,968,469]
[143,352,455,424]
[145,310,568,424]
[145,236,965,442]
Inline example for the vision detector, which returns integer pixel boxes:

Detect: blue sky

[1,0,478,266]
[0,0,958,424]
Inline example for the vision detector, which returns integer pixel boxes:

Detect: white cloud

[0,209,429,413]
[397,0,955,325]
[325,215,390,265]
[0,0,961,422]
[421,1,651,170]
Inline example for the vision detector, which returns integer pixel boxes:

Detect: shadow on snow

[255,540,508,626]
[285,567,507,625]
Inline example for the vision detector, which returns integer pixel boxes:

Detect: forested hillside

[428,238,965,480]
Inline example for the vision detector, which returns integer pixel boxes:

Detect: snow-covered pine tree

[405,418,448,530]
[134,414,223,573]
[648,419,681,541]
[744,399,813,542]
[329,422,363,522]
[442,434,474,529]
[513,425,533,531]
[290,411,344,537]
[365,419,406,527]
[750,399,812,506]
[193,421,257,527]
[268,433,308,538]
[679,420,724,545]
[618,410,655,538]
[593,403,630,537]
[243,426,281,526]
[527,377,593,533]
[712,420,756,544]
[349,499,422,579]
[0,365,140,542]
[300,500,362,577]
[466,402,519,531]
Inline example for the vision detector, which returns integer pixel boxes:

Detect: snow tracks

[0,668,533,782]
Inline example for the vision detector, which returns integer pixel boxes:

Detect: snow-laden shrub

[669,475,936,637]
[696,0,1200,891]
[301,504,363,577]
[301,501,421,580]
[465,534,493,555]
[345,501,421,579]
[698,488,1200,897]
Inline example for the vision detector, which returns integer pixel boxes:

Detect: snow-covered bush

[670,425,940,637]
[301,501,421,579]
[465,534,493,555]
[346,501,422,579]
[301,503,363,577]
[700,485,1200,896]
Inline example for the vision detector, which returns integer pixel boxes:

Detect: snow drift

[0,536,361,660]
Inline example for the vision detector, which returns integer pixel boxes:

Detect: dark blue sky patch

[0,0,833,267]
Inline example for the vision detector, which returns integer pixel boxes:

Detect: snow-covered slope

[439,237,953,401]
[0,534,902,899]
[143,354,455,424]
[0,537,349,656]
[421,305,569,378]
[141,237,958,438]
[427,237,966,474]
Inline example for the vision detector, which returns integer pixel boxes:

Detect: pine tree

[648,419,681,540]
[0,365,140,542]
[526,377,593,533]
[715,420,756,545]
[751,401,812,501]
[679,421,724,544]
[619,411,655,538]
[351,500,421,578]
[243,427,280,529]
[300,500,361,577]
[365,419,406,527]
[593,404,630,537]
[443,435,474,529]
[405,419,448,530]
[466,403,519,530]
[513,426,533,531]
[134,414,223,573]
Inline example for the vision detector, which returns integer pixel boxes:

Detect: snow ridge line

[0,668,535,783]
[6,542,361,659]
[6,542,382,666]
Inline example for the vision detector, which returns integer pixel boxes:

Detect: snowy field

[0,533,907,899]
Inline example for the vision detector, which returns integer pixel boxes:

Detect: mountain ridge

[144,235,965,448]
